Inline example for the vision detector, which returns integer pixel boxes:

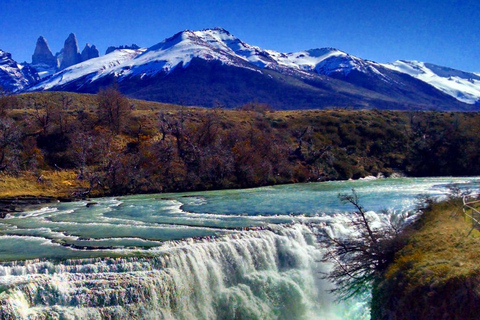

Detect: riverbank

[0,171,91,216]
[0,170,381,216]
[371,198,480,319]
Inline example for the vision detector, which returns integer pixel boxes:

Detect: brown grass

[386,200,480,285]
[0,170,88,199]
[372,200,480,319]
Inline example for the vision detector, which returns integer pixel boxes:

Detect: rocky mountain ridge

[2,28,479,110]
[0,49,39,92]
[31,33,100,76]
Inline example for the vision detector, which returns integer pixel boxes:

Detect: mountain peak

[209,27,230,32]
[81,43,100,61]
[0,49,12,61]
[304,48,345,57]
[383,60,480,104]
[32,36,56,67]
[36,36,49,47]
[177,27,232,35]
[1,49,39,92]
[198,27,233,36]
[105,44,140,55]
[67,33,77,41]
[60,33,82,69]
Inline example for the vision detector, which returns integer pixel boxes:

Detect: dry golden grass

[386,200,480,285]
[0,170,88,199]
[373,200,480,319]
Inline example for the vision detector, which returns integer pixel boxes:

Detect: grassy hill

[371,198,480,319]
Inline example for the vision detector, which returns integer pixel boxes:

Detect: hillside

[1,92,480,205]
[372,198,480,319]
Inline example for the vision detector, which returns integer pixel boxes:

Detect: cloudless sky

[1,0,479,72]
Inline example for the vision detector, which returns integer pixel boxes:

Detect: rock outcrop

[105,44,140,55]
[29,33,100,75]
[31,36,56,68]
[59,33,82,70]
[81,43,99,61]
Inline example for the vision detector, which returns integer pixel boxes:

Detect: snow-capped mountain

[30,48,145,91]
[0,50,39,93]
[383,60,480,104]
[2,28,477,110]
[28,28,389,90]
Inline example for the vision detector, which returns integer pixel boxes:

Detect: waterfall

[2,177,471,319]
[0,224,348,320]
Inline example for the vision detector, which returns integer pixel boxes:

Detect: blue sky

[1,0,479,72]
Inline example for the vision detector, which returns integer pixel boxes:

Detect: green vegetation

[1,91,480,200]
[371,198,480,320]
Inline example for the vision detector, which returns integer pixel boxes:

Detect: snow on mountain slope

[187,29,381,76]
[191,28,274,68]
[29,28,263,89]
[185,29,381,76]
[275,48,381,76]
[25,27,477,108]
[117,29,253,78]
[383,60,480,104]
[0,49,39,92]
[30,49,145,91]
[31,28,384,91]
[31,64,56,79]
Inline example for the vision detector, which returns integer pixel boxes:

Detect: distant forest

[1,90,480,197]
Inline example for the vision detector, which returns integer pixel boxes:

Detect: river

[0,177,479,319]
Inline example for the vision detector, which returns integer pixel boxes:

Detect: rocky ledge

[0,196,58,218]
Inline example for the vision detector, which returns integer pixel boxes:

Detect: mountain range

[2,28,479,110]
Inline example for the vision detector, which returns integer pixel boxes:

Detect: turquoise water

[0,176,478,319]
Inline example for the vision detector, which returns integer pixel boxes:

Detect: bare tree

[0,88,9,117]
[71,131,94,179]
[0,118,21,172]
[32,100,52,136]
[57,93,73,134]
[319,189,408,300]
[97,87,131,134]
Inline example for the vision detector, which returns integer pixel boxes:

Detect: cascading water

[0,177,479,319]
[0,225,335,319]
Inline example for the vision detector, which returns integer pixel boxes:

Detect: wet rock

[0,196,57,218]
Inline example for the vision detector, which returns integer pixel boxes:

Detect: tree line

[1,89,480,197]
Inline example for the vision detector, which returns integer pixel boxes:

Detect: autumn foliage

[2,91,480,197]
